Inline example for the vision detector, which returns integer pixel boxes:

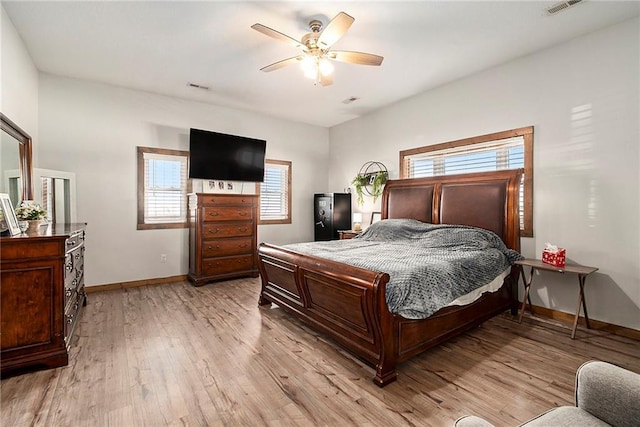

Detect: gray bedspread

[283,219,523,319]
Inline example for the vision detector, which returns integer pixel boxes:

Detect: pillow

[357,218,433,241]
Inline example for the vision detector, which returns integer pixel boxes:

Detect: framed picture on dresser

[0,193,20,235]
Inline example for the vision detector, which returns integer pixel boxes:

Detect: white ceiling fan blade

[317,12,354,49]
[329,51,384,66]
[251,23,302,48]
[260,56,303,72]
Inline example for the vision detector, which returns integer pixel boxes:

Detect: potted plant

[15,200,48,228]
[351,170,388,205]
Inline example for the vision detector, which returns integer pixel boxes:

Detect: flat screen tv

[189,128,266,182]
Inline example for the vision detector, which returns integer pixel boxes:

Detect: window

[259,159,291,224]
[137,147,189,230]
[400,126,533,237]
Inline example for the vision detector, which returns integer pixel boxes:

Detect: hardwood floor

[2,278,638,426]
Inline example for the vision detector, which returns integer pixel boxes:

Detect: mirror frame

[1,112,34,201]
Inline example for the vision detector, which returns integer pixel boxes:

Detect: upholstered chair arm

[454,415,495,427]
[575,360,640,427]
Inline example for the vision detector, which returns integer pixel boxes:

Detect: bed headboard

[381,169,523,252]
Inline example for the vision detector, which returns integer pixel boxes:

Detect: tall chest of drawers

[0,223,87,376]
[188,194,259,286]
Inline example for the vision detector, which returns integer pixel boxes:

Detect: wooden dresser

[1,223,87,376]
[188,194,259,286]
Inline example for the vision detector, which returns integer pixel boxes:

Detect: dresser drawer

[203,206,253,222]
[202,255,254,276]
[65,231,85,252]
[64,291,81,343]
[203,223,253,238]
[199,195,255,207]
[64,245,84,299]
[64,289,78,315]
[202,238,253,257]
[1,239,62,260]
[64,278,78,308]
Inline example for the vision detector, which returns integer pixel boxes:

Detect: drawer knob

[238,228,248,232]
[239,212,248,216]
[209,228,220,234]
[209,212,219,217]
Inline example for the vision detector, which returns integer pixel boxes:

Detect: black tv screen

[188,128,266,182]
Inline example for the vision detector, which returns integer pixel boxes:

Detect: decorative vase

[27,219,47,229]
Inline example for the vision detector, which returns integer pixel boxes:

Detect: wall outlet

[160,254,167,263]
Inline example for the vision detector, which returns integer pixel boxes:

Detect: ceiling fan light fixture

[300,56,316,78]
[319,57,334,76]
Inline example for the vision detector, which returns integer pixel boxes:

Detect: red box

[542,248,566,267]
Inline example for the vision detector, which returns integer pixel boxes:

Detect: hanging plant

[351,161,389,205]
[351,174,370,206]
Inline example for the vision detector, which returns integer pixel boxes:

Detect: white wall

[329,18,639,330]
[38,75,329,286]
[1,5,39,154]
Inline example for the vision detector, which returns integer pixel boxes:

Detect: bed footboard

[257,243,398,386]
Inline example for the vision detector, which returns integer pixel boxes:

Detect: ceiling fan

[251,11,384,86]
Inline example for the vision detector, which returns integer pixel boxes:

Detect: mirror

[1,131,21,204]
[4,167,77,224]
[1,113,34,206]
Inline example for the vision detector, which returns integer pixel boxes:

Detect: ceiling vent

[342,96,359,104]
[187,82,209,90]
[546,0,583,15]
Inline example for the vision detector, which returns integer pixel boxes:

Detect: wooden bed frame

[257,169,523,386]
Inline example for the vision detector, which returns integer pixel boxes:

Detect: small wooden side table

[514,258,598,339]
[338,230,362,240]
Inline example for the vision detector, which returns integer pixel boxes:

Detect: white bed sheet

[446,267,511,307]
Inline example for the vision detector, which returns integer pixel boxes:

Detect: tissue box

[542,247,566,267]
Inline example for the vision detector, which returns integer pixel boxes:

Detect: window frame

[400,126,534,237]
[258,159,292,225]
[137,146,190,230]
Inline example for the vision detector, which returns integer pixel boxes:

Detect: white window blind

[404,136,526,229]
[143,151,188,224]
[260,162,290,222]
[405,136,524,176]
